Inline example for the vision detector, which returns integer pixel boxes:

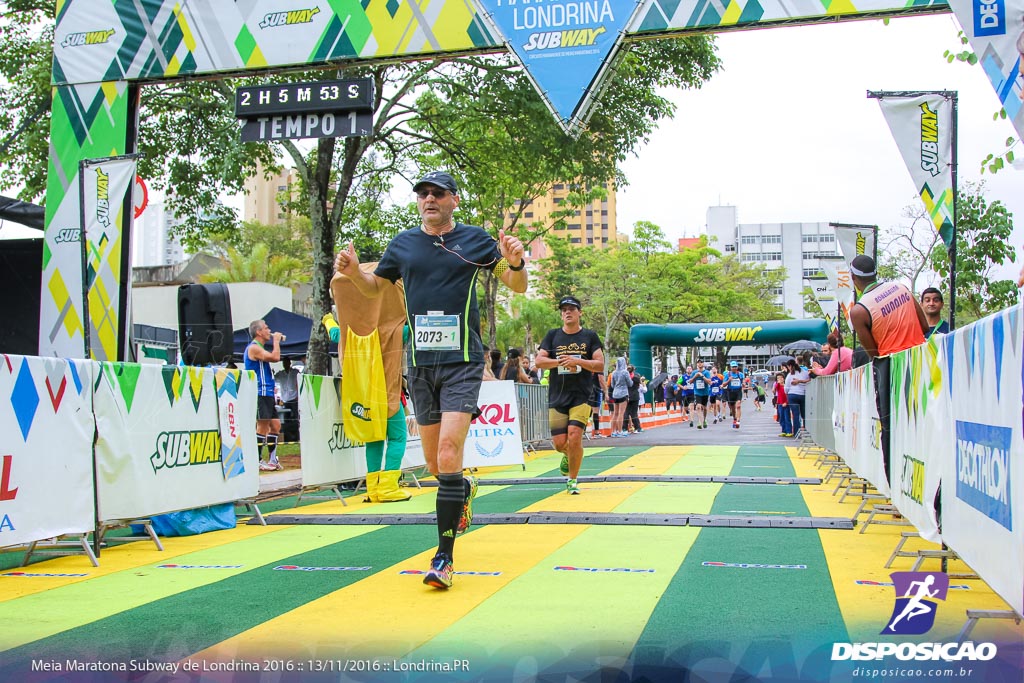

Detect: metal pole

[78,160,91,360]
[949,93,958,331]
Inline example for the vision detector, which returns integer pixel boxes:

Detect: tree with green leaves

[929,182,1019,325]
[0,4,720,375]
[200,243,305,288]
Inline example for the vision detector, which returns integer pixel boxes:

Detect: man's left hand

[498,229,525,268]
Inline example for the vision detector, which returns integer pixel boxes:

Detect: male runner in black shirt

[535,296,605,495]
[335,171,527,590]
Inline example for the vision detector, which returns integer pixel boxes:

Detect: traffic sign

[235,78,374,117]
[240,111,373,142]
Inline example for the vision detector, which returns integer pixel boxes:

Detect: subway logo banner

[875,94,956,251]
[93,363,258,521]
[0,356,95,546]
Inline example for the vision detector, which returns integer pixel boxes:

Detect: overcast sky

[615,13,1023,281]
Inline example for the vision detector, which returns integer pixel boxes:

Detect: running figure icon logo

[882,572,949,635]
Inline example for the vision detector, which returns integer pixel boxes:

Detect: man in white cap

[335,170,528,590]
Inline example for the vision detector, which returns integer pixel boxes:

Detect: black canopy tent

[232,306,324,359]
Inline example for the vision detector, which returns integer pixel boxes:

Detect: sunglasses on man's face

[416,189,450,199]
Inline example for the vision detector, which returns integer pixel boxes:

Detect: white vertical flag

[875,94,955,251]
[80,156,137,361]
[820,257,855,324]
[945,0,1024,145]
[833,225,876,268]
[805,277,839,333]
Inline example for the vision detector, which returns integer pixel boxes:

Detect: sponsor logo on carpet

[157,564,242,569]
[554,566,654,573]
[2,572,89,577]
[856,579,970,590]
[702,561,806,570]
[400,570,501,576]
[274,565,371,571]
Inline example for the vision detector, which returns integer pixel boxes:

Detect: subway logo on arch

[260,7,320,29]
[151,431,222,473]
[693,326,763,344]
[955,421,1012,530]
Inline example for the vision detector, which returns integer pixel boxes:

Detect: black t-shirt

[375,223,500,367]
[539,327,603,409]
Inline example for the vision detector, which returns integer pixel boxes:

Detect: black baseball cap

[558,296,582,309]
[413,171,458,194]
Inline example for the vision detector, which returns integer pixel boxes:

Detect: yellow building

[522,181,619,260]
[243,162,298,225]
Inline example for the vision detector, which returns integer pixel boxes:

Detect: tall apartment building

[243,162,297,225]
[131,199,184,267]
[706,205,838,319]
[521,182,619,260]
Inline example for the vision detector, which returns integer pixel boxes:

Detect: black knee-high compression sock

[435,473,465,558]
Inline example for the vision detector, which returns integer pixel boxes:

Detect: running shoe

[567,478,580,495]
[456,475,478,536]
[559,454,569,476]
[258,462,275,471]
[703,421,708,429]
[696,423,703,429]
[689,420,694,428]
[422,554,454,589]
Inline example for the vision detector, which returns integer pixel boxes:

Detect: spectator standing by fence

[848,254,928,483]
[607,357,632,437]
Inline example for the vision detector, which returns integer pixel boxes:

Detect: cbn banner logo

[61,29,115,48]
[150,430,222,473]
[955,420,1012,530]
[882,571,948,635]
[972,0,1006,37]
[260,7,320,29]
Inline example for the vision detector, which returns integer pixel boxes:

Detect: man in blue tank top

[245,319,284,470]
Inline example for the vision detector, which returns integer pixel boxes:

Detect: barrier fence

[805,302,1023,617]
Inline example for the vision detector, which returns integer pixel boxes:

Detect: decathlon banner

[819,257,855,325]
[464,380,526,469]
[80,156,137,361]
[888,338,951,542]
[874,94,956,251]
[93,363,258,521]
[0,356,95,547]
[833,363,890,497]
[833,224,876,267]
[946,0,1024,143]
[941,303,1023,615]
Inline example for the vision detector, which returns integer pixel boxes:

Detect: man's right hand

[272,332,284,343]
[334,242,360,277]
